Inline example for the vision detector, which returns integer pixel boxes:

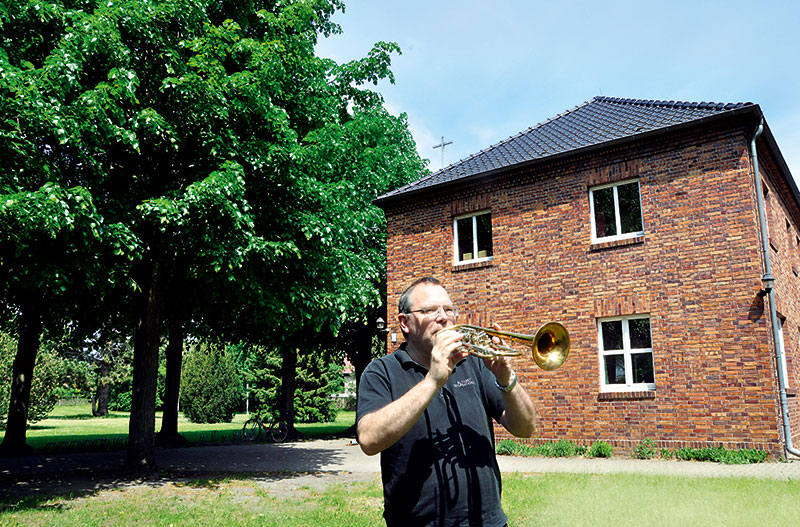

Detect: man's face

[398,283,456,353]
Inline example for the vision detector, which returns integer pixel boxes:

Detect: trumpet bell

[532,322,570,371]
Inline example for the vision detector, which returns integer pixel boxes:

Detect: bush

[246,345,339,424]
[495,439,583,458]
[660,448,674,459]
[587,440,613,458]
[496,439,517,455]
[180,341,243,424]
[633,438,657,459]
[674,446,767,464]
[0,332,63,429]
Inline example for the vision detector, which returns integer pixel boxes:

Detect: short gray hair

[398,277,443,314]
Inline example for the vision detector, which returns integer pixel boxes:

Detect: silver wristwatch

[495,370,517,392]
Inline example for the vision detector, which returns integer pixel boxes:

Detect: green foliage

[246,344,339,423]
[0,331,63,429]
[0,0,426,453]
[674,446,768,464]
[180,341,243,424]
[293,353,340,423]
[587,441,614,458]
[661,447,674,459]
[633,437,657,459]
[495,439,585,458]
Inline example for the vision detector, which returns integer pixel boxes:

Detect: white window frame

[589,178,644,243]
[597,315,655,392]
[453,210,493,265]
[776,319,789,389]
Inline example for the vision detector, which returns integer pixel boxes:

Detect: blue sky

[316,0,800,181]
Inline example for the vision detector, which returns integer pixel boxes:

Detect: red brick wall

[757,144,800,448]
[383,123,795,456]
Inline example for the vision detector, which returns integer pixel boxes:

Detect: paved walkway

[2,439,800,499]
[4,439,800,480]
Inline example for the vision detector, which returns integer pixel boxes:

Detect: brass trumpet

[447,322,570,371]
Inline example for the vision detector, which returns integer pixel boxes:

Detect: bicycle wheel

[243,418,262,441]
[269,421,289,443]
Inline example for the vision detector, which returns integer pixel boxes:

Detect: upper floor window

[454,211,492,264]
[598,315,655,392]
[589,179,644,243]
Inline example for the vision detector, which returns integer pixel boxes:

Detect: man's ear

[398,313,410,334]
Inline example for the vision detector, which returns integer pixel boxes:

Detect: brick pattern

[383,123,794,456]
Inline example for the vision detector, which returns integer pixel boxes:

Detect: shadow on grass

[1,440,357,513]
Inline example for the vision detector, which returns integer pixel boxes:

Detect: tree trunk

[278,345,298,439]
[0,294,43,456]
[125,260,162,471]
[94,360,110,417]
[157,318,186,446]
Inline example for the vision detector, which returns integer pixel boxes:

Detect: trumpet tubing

[448,322,570,371]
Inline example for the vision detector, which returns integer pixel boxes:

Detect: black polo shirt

[357,345,508,527]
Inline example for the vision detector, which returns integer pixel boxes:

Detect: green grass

[3,472,800,526]
[24,404,355,452]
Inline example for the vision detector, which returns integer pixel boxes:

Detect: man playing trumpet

[357,277,537,527]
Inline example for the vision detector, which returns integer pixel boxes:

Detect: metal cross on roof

[433,136,453,169]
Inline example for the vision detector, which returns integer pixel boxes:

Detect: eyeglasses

[405,304,459,319]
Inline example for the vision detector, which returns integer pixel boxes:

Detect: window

[454,211,493,263]
[589,179,644,243]
[597,315,655,392]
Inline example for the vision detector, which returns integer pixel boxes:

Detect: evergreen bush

[246,345,339,423]
[180,341,243,424]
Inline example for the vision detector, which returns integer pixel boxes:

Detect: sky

[315,0,800,181]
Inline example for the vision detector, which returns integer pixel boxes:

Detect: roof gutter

[751,118,800,459]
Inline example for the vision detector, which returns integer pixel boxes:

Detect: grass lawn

[3,472,800,526]
[24,404,355,452]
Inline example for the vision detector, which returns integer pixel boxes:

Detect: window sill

[590,235,645,252]
[598,391,655,401]
[452,258,494,272]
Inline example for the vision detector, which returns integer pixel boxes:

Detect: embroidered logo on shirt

[453,378,476,388]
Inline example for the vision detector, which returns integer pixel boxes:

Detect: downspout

[751,119,800,458]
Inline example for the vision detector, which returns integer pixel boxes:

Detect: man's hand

[482,323,514,385]
[429,328,467,387]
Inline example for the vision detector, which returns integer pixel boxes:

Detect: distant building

[376,96,799,457]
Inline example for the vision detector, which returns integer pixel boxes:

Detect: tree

[0,0,425,466]
[0,331,63,430]
[0,183,135,455]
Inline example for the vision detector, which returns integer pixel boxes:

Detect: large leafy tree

[0,0,425,467]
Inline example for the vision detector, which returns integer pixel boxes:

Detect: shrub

[549,439,579,457]
[587,440,613,458]
[0,332,63,429]
[633,438,657,459]
[180,341,243,424]
[246,345,339,424]
[674,446,767,464]
[660,448,674,459]
[495,439,584,458]
[496,439,517,455]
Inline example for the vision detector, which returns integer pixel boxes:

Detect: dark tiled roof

[378,96,755,203]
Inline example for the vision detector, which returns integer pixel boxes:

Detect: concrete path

[3,439,800,481]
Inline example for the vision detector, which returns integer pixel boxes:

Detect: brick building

[375,96,800,457]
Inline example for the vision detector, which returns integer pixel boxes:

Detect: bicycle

[242,414,289,443]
